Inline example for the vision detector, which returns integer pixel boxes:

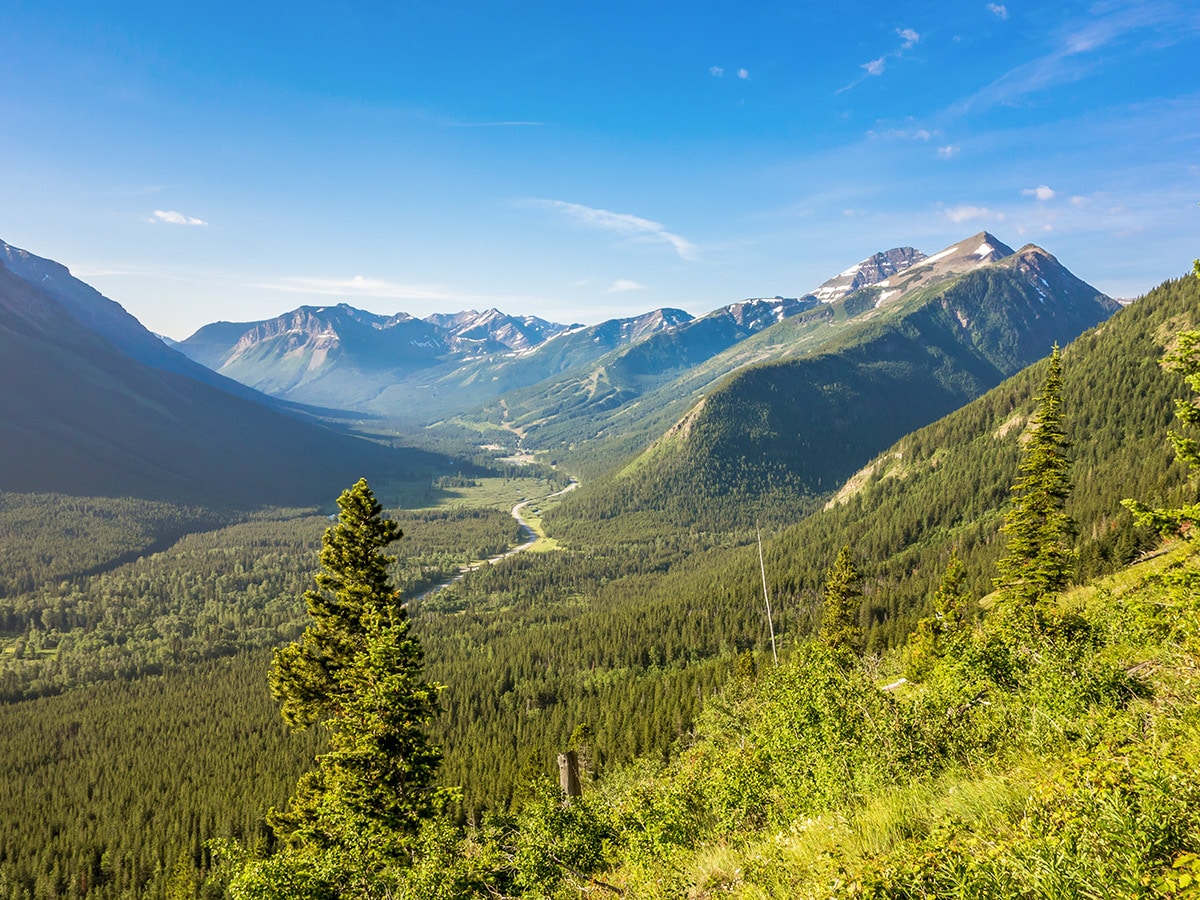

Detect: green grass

[419,476,546,511]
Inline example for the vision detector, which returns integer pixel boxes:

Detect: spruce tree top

[271,477,408,729]
[307,477,404,631]
[820,546,863,654]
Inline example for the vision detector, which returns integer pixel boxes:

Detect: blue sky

[1,1,1198,338]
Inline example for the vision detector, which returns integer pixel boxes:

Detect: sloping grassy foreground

[286,541,1200,900]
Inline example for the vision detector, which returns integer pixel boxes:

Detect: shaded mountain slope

[0,240,266,402]
[0,254,442,507]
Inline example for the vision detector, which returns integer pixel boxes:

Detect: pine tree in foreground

[993,345,1076,615]
[266,478,443,863]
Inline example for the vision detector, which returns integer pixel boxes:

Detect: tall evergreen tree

[267,479,442,859]
[820,546,863,654]
[1123,329,1200,537]
[993,345,1075,611]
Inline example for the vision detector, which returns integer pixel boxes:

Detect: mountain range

[177,297,809,422]
[171,233,1115,489]
[2,231,1118,514]
[551,236,1119,527]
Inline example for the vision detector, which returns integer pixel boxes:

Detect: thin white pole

[757,522,778,666]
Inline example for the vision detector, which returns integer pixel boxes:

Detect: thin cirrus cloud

[529,199,699,261]
[987,3,1009,19]
[954,2,1200,114]
[248,274,456,301]
[150,209,207,226]
[838,27,920,93]
[608,279,647,293]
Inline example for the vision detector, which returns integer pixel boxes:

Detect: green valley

[1,235,1196,899]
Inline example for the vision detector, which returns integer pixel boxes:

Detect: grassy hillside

[384,539,1200,899]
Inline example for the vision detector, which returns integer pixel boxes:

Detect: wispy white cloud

[838,27,921,93]
[944,204,1006,223]
[248,274,455,301]
[737,67,750,79]
[937,145,961,159]
[528,199,698,260]
[986,3,1009,20]
[710,66,725,77]
[608,279,647,293]
[150,209,207,226]
[1022,184,1056,200]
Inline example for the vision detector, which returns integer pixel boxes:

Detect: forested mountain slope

[579,270,1199,655]
[557,242,1118,529]
[0,247,444,507]
[465,235,1114,481]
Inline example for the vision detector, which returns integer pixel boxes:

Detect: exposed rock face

[812,247,927,301]
[424,308,571,353]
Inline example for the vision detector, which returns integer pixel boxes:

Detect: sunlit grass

[417,476,557,512]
